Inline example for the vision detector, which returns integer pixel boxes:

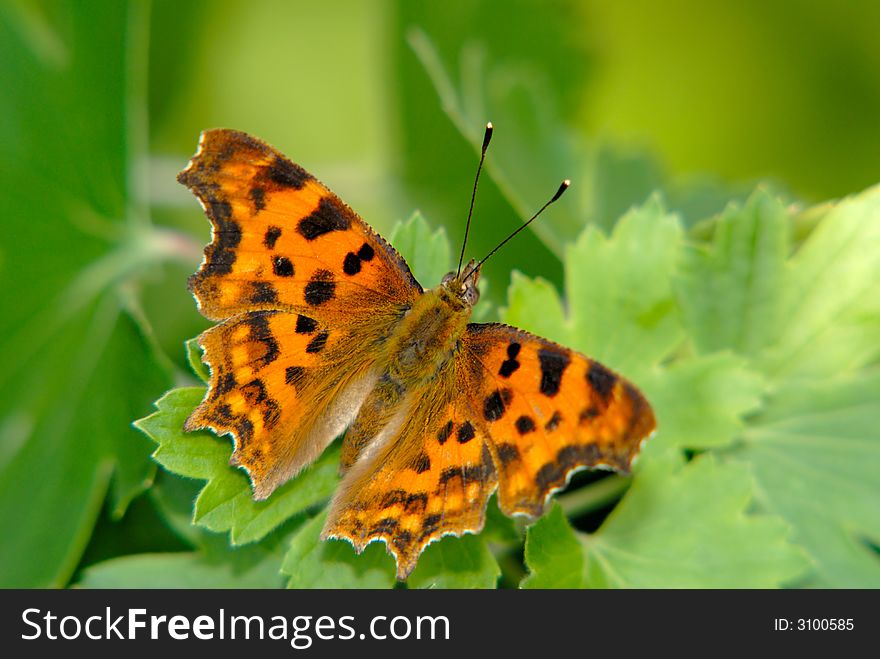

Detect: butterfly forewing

[180,129,422,497]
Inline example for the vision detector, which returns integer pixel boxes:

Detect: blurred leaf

[408,28,752,252]
[282,512,396,589]
[761,185,880,379]
[388,211,452,285]
[735,372,880,587]
[77,549,283,588]
[523,458,809,588]
[135,387,338,546]
[0,2,178,586]
[408,534,501,589]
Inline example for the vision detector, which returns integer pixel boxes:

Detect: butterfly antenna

[457,122,494,277]
[464,179,571,282]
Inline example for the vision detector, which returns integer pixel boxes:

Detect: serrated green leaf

[135,386,339,546]
[503,196,685,380]
[389,211,452,286]
[677,189,790,357]
[734,372,880,586]
[524,458,809,588]
[408,534,501,589]
[282,512,396,589]
[762,185,880,378]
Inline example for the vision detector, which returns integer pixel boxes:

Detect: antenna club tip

[482,122,494,151]
[551,179,571,202]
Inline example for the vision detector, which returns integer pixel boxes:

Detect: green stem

[557,475,630,519]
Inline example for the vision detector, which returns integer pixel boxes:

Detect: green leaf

[520,504,587,589]
[0,2,179,586]
[762,185,880,378]
[135,387,339,545]
[640,352,764,451]
[734,371,880,587]
[185,337,210,383]
[408,535,501,589]
[77,549,284,588]
[388,211,452,286]
[677,189,790,357]
[0,300,171,587]
[523,458,809,588]
[282,512,396,589]
[503,196,685,379]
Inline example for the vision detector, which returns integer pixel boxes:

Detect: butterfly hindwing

[462,323,656,517]
[322,368,498,580]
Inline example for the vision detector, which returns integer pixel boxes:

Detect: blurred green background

[1,0,879,588]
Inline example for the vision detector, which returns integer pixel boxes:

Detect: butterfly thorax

[338,267,480,471]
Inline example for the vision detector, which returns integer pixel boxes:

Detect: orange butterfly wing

[322,361,498,580]
[179,129,421,497]
[461,323,656,517]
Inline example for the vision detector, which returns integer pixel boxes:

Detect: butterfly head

[441,258,481,308]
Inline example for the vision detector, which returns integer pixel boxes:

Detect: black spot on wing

[263,226,281,249]
[343,252,361,275]
[499,344,521,378]
[515,415,536,435]
[295,314,318,334]
[579,407,599,424]
[457,421,475,444]
[392,530,412,553]
[305,330,329,354]
[267,155,310,190]
[272,255,294,277]
[250,186,265,212]
[496,443,520,465]
[587,361,617,401]
[544,411,563,432]
[250,281,278,304]
[437,420,454,445]
[304,270,336,306]
[483,388,513,421]
[538,349,570,397]
[235,417,254,445]
[297,197,351,240]
[357,243,375,261]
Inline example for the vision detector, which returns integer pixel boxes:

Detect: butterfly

[178,127,656,580]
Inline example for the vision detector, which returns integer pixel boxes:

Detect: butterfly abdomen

[338,287,469,472]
